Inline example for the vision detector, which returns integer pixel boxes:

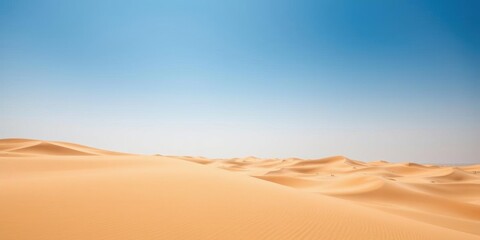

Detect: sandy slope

[1,139,479,240]
[202,156,480,236]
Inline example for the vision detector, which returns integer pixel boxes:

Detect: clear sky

[1,0,479,164]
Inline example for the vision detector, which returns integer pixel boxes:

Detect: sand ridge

[1,139,479,239]
[194,155,480,236]
[0,138,129,157]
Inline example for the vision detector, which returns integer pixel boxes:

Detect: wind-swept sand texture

[1,139,479,240]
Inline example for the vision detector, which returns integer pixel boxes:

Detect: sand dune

[203,155,480,236]
[0,138,128,157]
[1,139,479,239]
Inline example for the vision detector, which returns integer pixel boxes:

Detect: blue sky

[1,0,479,163]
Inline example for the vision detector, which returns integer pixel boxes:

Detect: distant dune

[0,138,129,157]
[1,139,479,240]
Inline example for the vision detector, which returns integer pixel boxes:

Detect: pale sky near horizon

[1,0,479,164]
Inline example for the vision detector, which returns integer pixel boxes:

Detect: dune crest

[0,138,129,157]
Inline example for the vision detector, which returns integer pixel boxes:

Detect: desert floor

[1,138,479,240]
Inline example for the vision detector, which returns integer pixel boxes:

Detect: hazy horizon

[1,0,479,164]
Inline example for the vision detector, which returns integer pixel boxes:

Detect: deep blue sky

[1,0,479,163]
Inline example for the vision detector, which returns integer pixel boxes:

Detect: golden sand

[1,139,479,239]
